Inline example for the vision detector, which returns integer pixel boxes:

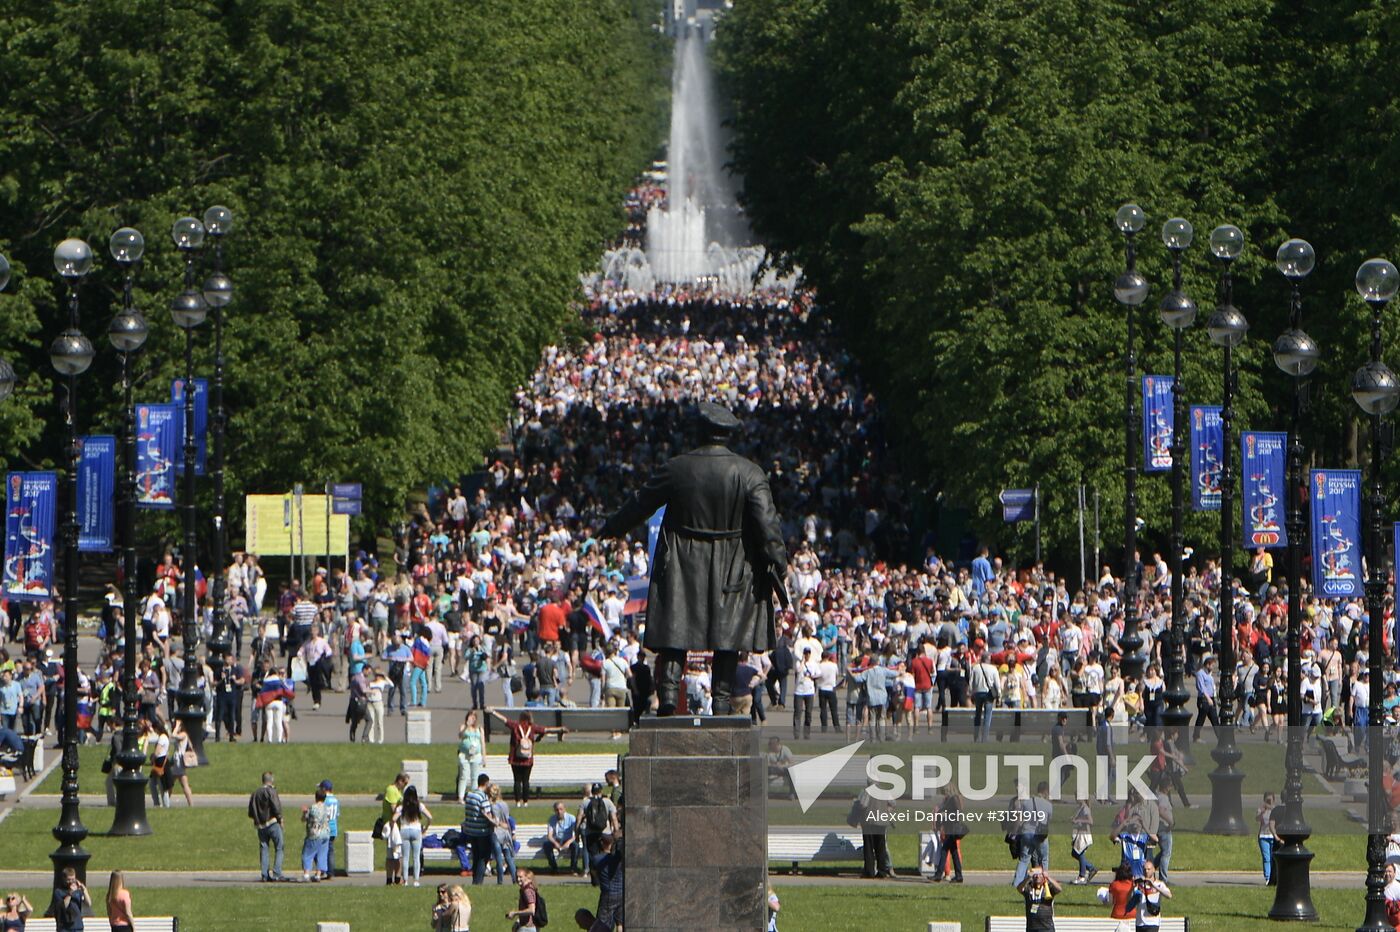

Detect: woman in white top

[144,719,171,808]
[1041,668,1067,710]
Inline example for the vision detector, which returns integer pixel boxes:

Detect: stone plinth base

[623,716,765,931]
[402,759,429,798]
[345,830,374,874]
[406,709,432,744]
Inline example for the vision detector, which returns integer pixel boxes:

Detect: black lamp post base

[49,844,91,888]
[1357,902,1391,932]
[108,769,152,836]
[1203,728,1247,834]
[1269,841,1318,921]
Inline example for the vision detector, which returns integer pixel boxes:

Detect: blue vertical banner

[135,403,179,510]
[4,471,57,602]
[1142,375,1174,473]
[77,435,116,552]
[1310,469,1363,598]
[1190,405,1224,512]
[1000,489,1036,522]
[1241,431,1288,549]
[171,378,208,475]
[646,506,666,569]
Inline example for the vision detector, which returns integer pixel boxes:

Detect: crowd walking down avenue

[0,182,1396,932]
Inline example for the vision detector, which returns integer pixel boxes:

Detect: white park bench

[766,829,863,873]
[480,753,619,789]
[986,917,1187,931]
[421,828,554,867]
[23,919,178,932]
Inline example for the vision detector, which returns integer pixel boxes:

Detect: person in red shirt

[1106,863,1137,924]
[490,710,568,807]
[536,596,567,646]
[909,644,935,734]
[411,584,433,627]
[24,613,51,659]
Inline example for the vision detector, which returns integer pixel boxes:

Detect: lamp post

[106,228,152,836]
[170,216,210,765]
[1159,218,1196,746]
[1114,203,1149,683]
[1351,257,1400,932]
[1203,223,1248,835]
[201,207,233,697]
[1269,236,1319,921]
[50,237,96,885]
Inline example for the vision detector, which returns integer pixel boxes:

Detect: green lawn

[0,804,1371,874]
[0,882,1367,931]
[32,740,626,797]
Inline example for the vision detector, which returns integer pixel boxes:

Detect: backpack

[515,724,535,761]
[585,796,611,833]
[534,889,549,927]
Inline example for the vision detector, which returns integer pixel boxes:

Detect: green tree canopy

[716,0,1397,572]
[0,0,668,544]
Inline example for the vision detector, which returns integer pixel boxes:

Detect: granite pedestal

[623,716,766,931]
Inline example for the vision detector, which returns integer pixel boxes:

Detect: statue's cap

[695,401,741,432]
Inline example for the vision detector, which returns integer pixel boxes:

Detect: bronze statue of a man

[598,401,787,715]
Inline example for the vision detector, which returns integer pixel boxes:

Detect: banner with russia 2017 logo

[1241,431,1287,550]
[1190,405,1223,512]
[1142,376,1174,473]
[3,471,57,602]
[1311,469,1362,598]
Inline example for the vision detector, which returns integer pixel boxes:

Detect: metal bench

[766,829,863,873]
[987,917,1186,931]
[1319,736,1365,780]
[23,919,178,932]
[484,707,632,741]
[421,828,554,867]
[479,753,619,789]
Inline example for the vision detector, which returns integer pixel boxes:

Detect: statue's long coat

[599,444,787,652]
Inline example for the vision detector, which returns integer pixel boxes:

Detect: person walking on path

[580,782,618,886]
[456,710,486,801]
[461,772,495,886]
[300,786,332,883]
[929,789,966,883]
[321,780,340,880]
[364,665,388,744]
[1257,792,1277,885]
[490,709,567,806]
[105,870,133,932]
[505,868,541,932]
[1071,795,1099,885]
[249,770,286,882]
[48,868,87,932]
[488,782,518,884]
[396,784,433,887]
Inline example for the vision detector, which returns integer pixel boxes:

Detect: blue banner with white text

[172,378,208,475]
[1241,431,1288,550]
[135,403,179,510]
[1190,406,1223,512]
[4,471,57,602]
[77,435,116,552]
[1143,375,1174,473]
[1311,469,1362,598]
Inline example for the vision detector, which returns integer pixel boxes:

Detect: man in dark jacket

[599,402,787,715]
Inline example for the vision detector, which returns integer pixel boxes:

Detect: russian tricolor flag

[623,576,649,616]
[411,635,432,669]
[255,677,294,709]
[583,597,615,638]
